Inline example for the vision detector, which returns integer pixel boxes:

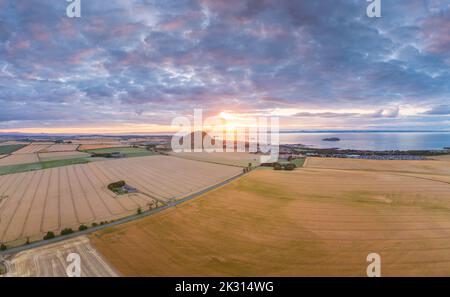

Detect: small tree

[92,222,98,227]
[26,237,30,245]
[273,163,282,170]
[137,207,142,215]
[0,243,7,251]
[60,228,74,236]
[79,225,88,231]
[43,231,56,240]
[284,163,296,171]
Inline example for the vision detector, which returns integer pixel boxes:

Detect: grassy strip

[0,158,90,175]
[0,144,26,154]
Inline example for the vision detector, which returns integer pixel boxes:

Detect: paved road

[0,171,245,257]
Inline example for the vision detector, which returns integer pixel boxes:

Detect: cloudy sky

[0,0,449,133]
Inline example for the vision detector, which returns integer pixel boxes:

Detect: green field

[0,158,91,175]
[0,144,26,155]
[82,147,157,158]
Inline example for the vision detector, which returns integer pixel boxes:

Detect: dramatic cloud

[0,0,449,132]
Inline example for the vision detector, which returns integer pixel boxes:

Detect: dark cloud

[0,0,449,130]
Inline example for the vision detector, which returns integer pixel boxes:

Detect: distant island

[322,137,340,142]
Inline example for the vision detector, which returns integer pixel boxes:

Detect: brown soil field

[78,144,127,150]
[42,144,80,152]
[91,162,450,276]
[430,154,450,161]
[0,141,30,146]
[3,236,118,276]
[169,152,261,167]
[0,156,241,245]
[0,154,39,166]
[305,157,450,175]
[38,151,91,162]
[12,144,52,154]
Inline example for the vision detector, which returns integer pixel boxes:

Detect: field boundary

[0,170,245,256]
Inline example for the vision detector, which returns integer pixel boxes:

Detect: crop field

[0,144,26,155]
[431,154,450,161]
[71,138,124,145]
[0,154,39,167]
[12,144,52,154]
[82,147,155,158]
[3,236,118,277]
[0,141,30,146]
[79,144,126,150]
[305,157,450,175]
[44,144,80,152]
[91,160,450,276]
[169,152,261,167]
[38,151,91,162]
[0,156,242,245]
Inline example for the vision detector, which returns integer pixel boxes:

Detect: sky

[0,0,449,134]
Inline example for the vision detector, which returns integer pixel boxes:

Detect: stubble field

[91,159,450,276]
[0,156,242,245]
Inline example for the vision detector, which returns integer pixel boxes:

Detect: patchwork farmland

[0,156,242,245]
[91,162,450,276]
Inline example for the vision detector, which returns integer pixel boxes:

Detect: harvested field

[305,157,450,175]
[79,144,126,151]
[43,144,80,152]
[12,144,52,154]
[0,141,30,146]
[0,156,241,244]
[92,162,450,276]
[430,154,450,161]
[3,236,118,277]
[38,151,91,162]
[170,152,261,167]
[0,154,39,166]
[71,139,123,145]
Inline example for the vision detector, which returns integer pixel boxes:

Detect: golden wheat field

[91,159,450,276]
[0,156,241,245]
[0,154,39,166]
[38,151,91,162]
[169,152,261,167]
[12,144,52,154]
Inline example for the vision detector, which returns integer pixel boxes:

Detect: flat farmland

[91,162,450,276]
[170,152,261,167]
[0,154,39,166]
[12,144,52,154]
[305,157,450,175]
[79,144,126,150]
[44,144,80,152]
[4,236,118,277]
[38,151,91,162]
[0,156,242,245]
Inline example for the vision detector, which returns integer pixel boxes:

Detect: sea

[279,132,450,151]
